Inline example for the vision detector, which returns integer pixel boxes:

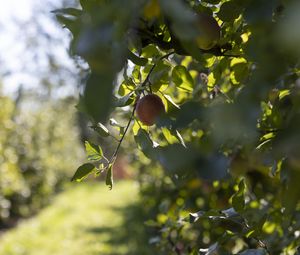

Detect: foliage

[0,92,83,227]
[57,0,300,254]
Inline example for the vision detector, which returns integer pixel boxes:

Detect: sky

[0,0,79,97]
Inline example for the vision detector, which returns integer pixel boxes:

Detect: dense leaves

[58,0,300,253]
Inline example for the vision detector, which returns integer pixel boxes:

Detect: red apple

[136,94,165,126]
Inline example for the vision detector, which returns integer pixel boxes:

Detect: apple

[195,13,221,50]
[136,94,165,126]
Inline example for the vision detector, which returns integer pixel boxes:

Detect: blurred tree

[0,0,87,228]
[0,87,84,227]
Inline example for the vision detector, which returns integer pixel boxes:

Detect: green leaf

[232,179,245,212]
[113,93,134,107]
[194,4,213,16]
[84,73,114,122]
[109,119,125,136]
[71,163,95,182]
[92,122,110,137]
[141,45,160,58]
[160,0,198,41]
[105,164,113,190]
[162,129,181,146]
[175,130,186,148]
[218,1,243,22]
[134,129,157,159]
[189,211,205,223]
[52,8,82,17]
[132,65,141,83]
[163,101,203,130]
[127,50,148,66]
[162,128,178,144]
[79,0,101,11]
[278,89,290,100]
[109,118,122,127]
[157,144,198,174]
[172,65,194,91]
[163,94,180,109]
[118,79,135,96]
[55,14,76,32]
[252,214,268,236]
[149,61,171,89]
[199,242,219,255]
[85,141,103,161]
[231,62,249,84]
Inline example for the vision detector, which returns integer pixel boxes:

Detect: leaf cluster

[57,0,300,253]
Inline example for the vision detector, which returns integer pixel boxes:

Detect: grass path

[0,181,153,255]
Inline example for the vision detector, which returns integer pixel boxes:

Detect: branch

[110,101,138,162]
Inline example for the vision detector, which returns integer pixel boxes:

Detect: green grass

[0,181,154,255]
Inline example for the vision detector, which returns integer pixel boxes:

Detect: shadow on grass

[85,202,157,255]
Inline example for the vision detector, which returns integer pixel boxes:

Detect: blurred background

[0,1,150,254]
[0,0,82,227]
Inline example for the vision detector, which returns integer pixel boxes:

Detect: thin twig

[110,101,138,162]
[102,155,110,164]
